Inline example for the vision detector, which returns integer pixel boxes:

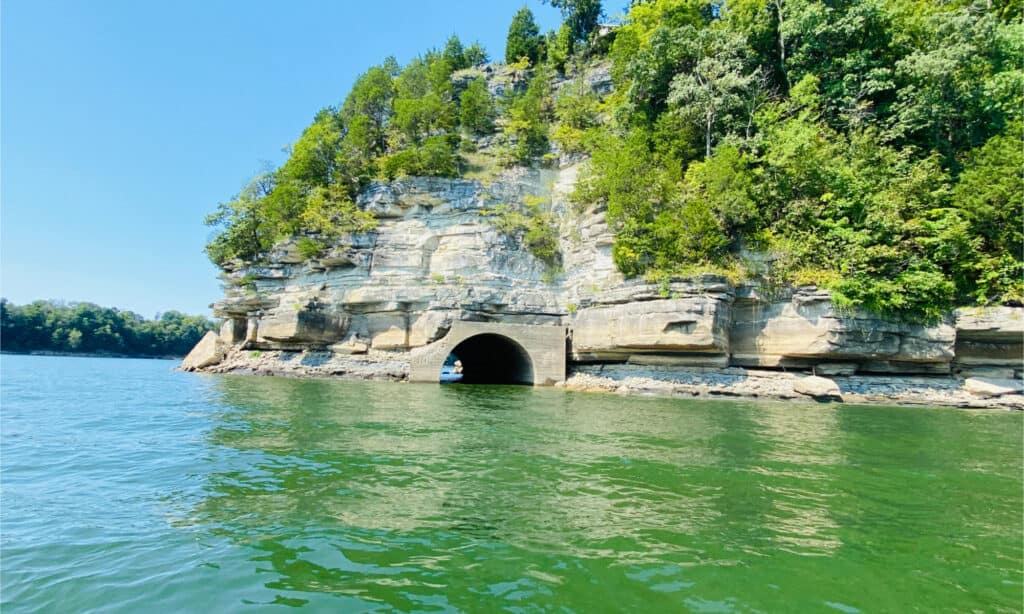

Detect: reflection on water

[186,375,1023,612]
[3,355,1019,613]
[6,358,1015,609]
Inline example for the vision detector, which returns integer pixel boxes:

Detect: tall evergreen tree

[506,7,542,64]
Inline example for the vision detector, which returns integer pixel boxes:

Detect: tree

[545,0,603,43]
[683,143,758,233]
[547,24,574,73]
[501,67,554,164]
[459,78,495,135]
[951,125,1024,303]
[204,170,277,266]
[667,28,759,157]
[887,8,1019,164]
[443,35,469,71]
[506,7,542,64]
[781,0,895,130]
[575,129,677,276]
[390,56,457,146]
[340,63,396,154]
[553,76,599,152]
[463,42,488,66]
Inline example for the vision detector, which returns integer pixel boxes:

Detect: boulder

[181,331,227,371]
[964,377,1023,398]
[793,375,843,401]
[409,310,454,347]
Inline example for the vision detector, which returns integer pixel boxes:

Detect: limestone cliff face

[215,168,570,354]
[202,161,1021,382]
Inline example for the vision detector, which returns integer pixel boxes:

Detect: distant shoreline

[1,350,181,361]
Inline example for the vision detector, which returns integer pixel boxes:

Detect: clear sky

[1,0,563,318]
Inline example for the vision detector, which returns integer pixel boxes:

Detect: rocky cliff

[184,158,1022,408]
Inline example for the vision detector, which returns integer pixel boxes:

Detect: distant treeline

[0,299,217,358]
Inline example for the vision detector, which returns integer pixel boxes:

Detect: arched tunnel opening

[440,333,534,385]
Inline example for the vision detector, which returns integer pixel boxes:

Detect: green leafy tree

[381,135,460,179]
[553,76,599,153]
[546,24,574,73]
[667,28,759,157]
[575,129,677,275]
[683,143,758,233]
[951,125,1024,302]
[781,0,896,129]
[887,8,1020,164]
[204,171,276,266]
[459,78,495,135]
[340,63,396,154]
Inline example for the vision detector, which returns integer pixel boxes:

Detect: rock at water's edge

[964,377,1023,398]
[181,331,227,371]
[793,375,843,401]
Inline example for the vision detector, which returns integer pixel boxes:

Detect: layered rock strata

[193,165,1022,408]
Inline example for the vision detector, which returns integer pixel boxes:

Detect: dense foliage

[207,0,1022,320]
[1,299,216,357]
[575,0,1023,319]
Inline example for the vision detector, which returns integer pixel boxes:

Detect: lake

[1,354,1021,612]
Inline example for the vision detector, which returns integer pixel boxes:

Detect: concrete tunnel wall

[409,322,567,385]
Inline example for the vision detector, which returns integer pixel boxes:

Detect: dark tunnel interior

[442,334,534,385]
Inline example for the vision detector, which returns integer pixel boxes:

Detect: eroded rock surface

[189,167,1022,405]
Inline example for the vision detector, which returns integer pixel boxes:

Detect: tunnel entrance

[441,333,534,385]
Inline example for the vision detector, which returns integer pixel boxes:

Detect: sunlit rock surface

[195,160,1022,403]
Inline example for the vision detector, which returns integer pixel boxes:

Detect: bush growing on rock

[488,196,561,269]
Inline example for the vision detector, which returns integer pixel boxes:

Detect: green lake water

[1,354,1021,612]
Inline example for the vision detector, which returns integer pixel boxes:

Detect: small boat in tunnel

[439,333,534,385]
[440,354,463,383]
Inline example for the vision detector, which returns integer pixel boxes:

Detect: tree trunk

[706,115,713,158]
[774,0,790,90]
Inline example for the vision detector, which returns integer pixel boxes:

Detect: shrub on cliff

[488,196,561,269]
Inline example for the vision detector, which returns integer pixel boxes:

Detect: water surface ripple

[2,355,1021,612]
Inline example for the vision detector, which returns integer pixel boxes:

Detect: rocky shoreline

[188,345,1023,410]
[561,366,1024,410]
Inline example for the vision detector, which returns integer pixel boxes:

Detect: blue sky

[1,0,564,318]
